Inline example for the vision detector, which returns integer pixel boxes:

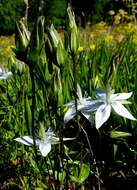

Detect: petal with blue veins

[95,104,111,129]
[111,101,136,120]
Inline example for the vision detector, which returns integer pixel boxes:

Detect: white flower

[95,88,136,129]
[14,128,75,157]
[0,67,12,80]
[64,85,102,123]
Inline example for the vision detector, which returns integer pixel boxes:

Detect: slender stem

[72,53,78,114]
[81,125,93,156]
[81,122,101,190]
[25,2,29,24]
[44,86,53,128]
[29,67,38,159]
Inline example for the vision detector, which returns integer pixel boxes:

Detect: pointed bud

[16,20,30,50]
[48,24,67,66]
[13,19,30,62]
[48,24,63,49]
[27,16,46,66]
[66,6,79,54]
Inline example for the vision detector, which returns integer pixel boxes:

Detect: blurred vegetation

[0,0,136,34]
[0,0,24,34]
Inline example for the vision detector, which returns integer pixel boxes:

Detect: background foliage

[0,0,133,34]
[0,0,24,34]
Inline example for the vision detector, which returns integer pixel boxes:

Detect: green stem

[72,53,78,114]
[29,67,38,159]
[44,85,53,128]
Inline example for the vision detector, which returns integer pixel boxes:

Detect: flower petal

[65,101,75,107]
[110,92,132,101]
[50,136,76,143]
[46,128,53,136]
[96,88,106,99]
[112,101,136,120]
[81,111,94,123]
[14,136,33,146]
[62,137,76,141]
[64,107,76,123]
[39,143,51,157]
[95,104,111,129]
[50,136,60,142]
[80,100,104,112]
[0,68,12,80]
[14,136,40,146]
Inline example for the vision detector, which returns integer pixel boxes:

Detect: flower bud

[48,24,67,66]
[66,6,79,54]
[27,16,46,66]
[13,19,30,62]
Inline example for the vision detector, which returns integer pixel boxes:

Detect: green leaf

[78,163,90,184]
[25,96,32,134]
[70,163,90,184]
[70,175,79,183]
[54,171,66,183]
[110,130,132,139]
[113,144,118,159]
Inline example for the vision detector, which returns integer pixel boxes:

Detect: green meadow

[0,7,137,190]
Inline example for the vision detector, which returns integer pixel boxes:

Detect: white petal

[39,143,51,157]
[81,112,94,123]
[95,104,111,129]
[14,136,34,146]
[110,92,132,101]
[50,136,60,142]
[96,88,106,99]
[0,67,2,73]
[46,128,53,136]
[0,71,12,80]
[112,101,136,120]
[0,74,8,80]
[62,137,76,141]
[50,136,76,143]
[64,107,76,123]
[65,101,75,107]
[80,100,103,112]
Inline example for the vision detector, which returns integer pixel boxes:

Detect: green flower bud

[48,24,63,50]
[16,20,30,50]
[27,16,46,66]
[48,24,67,66]
[56,43,67,66]
[13,19,30,62]
[66,6,79,54]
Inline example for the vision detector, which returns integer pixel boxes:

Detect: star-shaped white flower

[64,85,102,123]
[95,88,136,129]
[0,67,12,80]
[14,128,75,157]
